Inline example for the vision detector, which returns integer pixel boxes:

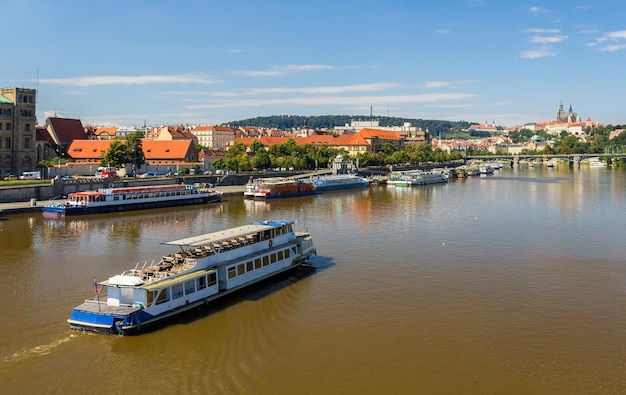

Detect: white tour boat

[43,184,222,218]
[68,219,316,335]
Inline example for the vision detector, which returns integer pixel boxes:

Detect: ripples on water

[1,167,626,393]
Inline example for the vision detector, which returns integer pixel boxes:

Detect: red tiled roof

[65,139,196,161]
[47,117,87,143]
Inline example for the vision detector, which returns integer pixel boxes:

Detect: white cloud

[243,82,403,95]
[234,64,335,77]
[529,6,548,14]
[522,28,560,34]
[530,35,567,44]
[436,29,452,34]
[38,74,218,86]
[590,30,626,52]
[607,30,626,39]
[520,48,557,59]
[186,93,478,110]
[599,44,626,52]
[424,81,450,88]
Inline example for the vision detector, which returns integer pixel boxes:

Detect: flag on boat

[93,278,98,294]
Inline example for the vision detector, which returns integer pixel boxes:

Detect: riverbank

[0,185,245,215]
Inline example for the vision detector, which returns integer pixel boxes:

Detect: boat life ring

[269,239,273,247]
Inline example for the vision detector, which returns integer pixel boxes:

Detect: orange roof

[65,139,194,160]
[357,128,402,140]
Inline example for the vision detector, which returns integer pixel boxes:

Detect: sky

[3,0,626,128]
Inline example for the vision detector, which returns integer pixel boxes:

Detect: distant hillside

[224,115,472,138]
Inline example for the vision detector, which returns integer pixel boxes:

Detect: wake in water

[5,332,83,363]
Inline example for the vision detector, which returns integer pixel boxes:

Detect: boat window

[172,284,183,299]
[254,258,262,269]
[277,250,284,261]
[208,272,217,286]
[270,253,277,264]
[237,263,245,276]
[185,280,195,295]
[284,248,290,258]
[197,276,206,290]
[147,290,157,307]
[155,289,169,305]
[246,261,253,272]
[172,284,184,299]
[228,267,236,279]
[263,256,269,266]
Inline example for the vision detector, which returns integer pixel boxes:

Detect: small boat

[387,170,448,187]
[309,173,369,192]
[479,164,494,175]
[68,219,316,335]
[589,160,607,167]
[43,184,222,218]
[245,177,316,199]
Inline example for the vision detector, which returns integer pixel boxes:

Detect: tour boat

[68,219,316,335]
[245,177,316,199]
[387,170,448,187]
[308,173,370,192]
[42,184,222,218]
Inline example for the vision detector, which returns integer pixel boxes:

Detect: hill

[224,115,472,138]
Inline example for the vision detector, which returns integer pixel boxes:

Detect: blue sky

[3,0,626,128]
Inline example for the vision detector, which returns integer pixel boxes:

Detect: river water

[1,166,625,394]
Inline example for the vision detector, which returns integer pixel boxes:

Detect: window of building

[6,123,11,131]
[24,137,30,149]
[5,138,10,148]
[25,123,30,131]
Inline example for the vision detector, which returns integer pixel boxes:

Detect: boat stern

[68,302,145,335]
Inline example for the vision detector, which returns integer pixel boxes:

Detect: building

[556,101,581,123]
[191,125,234,150]
[0,87,37,177]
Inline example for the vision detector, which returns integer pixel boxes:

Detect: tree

[249,139,265,153]
[126,131,146,175]
[101,139,129,168]
[251,149,271,169]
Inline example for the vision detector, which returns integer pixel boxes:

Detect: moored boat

[309,173,370,192]
[245,177,316,199]
[68,219,316,335]
[43,184,222,218]
[479,164,494,174]
[387,170,448,187]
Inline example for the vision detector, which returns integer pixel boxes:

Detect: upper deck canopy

[162,220,293,247]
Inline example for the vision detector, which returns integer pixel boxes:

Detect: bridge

[464,153,626,167]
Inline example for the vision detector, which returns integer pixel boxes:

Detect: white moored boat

[68,219,316,335]
[43,184,222,218]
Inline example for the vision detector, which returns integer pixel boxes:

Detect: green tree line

[211,138,463,172]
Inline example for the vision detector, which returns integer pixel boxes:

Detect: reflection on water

[1,167,626,393]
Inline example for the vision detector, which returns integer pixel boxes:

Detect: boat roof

[162,219,293,247]
[100,184,190,194]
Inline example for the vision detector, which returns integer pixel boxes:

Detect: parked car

[139,172,157,178]
[19,171,42,180]
[2,174,17,181]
